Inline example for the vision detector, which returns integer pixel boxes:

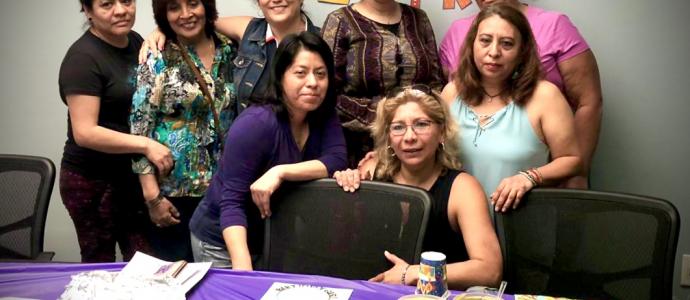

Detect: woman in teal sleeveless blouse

[441,3,581,213]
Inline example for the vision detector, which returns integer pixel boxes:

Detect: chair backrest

[263,178,431,280]
[0,154,55,259]
[496,188,680,300]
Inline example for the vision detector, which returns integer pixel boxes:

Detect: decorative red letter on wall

[443,0,472,10]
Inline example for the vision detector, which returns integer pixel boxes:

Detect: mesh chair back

[263,179,431,280]
[496,188,679,300]
[0,154,55,260]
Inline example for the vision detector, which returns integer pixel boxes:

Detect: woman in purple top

[189,31,347,269]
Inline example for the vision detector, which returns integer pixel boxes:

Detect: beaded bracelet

[518,171,537,187]
[527,168,543,185]
[401,264,411,285]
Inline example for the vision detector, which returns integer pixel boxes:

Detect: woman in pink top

[439,0,601,189]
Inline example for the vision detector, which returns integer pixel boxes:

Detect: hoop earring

[387,145,396,157]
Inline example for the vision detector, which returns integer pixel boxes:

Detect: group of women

[58,0,600,290]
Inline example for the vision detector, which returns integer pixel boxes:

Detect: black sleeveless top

[422,169,469,263]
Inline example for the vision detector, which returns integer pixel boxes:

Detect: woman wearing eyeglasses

[321,0,445,167]
[333,86,502,289]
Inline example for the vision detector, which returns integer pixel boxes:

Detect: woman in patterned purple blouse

[321,0,445,167]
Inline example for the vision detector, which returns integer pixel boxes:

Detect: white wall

[1,1,688,299]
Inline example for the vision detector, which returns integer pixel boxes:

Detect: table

[0,262,517,299]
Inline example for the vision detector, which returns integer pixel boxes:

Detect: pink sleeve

[551,14,590,63]
[439,18,472,76]
[438,30,458,72]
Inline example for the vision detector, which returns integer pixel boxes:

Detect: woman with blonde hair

[334,86,501,289]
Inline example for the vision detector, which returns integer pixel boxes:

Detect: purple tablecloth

[0,262,515,299]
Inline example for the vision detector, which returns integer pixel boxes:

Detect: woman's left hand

[369,251,416,285]
[333,168,364,192]
[250,166,284,219]
[491,174,535,212]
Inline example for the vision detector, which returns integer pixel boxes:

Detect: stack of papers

[59,252,211,300]
[117,252,211,293]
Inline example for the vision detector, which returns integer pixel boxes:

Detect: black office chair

[0,154,56,261]
[263,179,431,280]
[496,188,680,300]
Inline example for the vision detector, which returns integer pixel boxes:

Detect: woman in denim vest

[141,0,319,110]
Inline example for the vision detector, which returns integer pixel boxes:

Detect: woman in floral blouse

[321,0,445,166]
[130,0,236,261]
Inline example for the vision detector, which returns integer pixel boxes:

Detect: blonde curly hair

[370,86,462,181]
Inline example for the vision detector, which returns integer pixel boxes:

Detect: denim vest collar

[245,15,320,46]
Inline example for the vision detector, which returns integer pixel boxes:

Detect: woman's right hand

[138,28,166,64]
[148,197,181,228]
[334,168,369,192]
[144,139,173,175]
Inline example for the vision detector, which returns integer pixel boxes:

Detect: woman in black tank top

[334,85,502,290]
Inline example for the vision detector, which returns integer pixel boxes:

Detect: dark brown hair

[453,3,542,106]
[152,0,218,41]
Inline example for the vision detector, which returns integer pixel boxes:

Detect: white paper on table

[116,251,212,293]
[261,282,353,300]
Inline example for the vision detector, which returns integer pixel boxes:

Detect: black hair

[152,0,218,41]
[263,31,336,125]
[79,0,93,11]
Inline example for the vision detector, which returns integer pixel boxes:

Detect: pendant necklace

[482,87,506,103]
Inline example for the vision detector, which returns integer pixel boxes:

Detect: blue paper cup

[415,251,449,298]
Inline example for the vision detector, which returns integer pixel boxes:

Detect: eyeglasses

[389,119,436,136]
